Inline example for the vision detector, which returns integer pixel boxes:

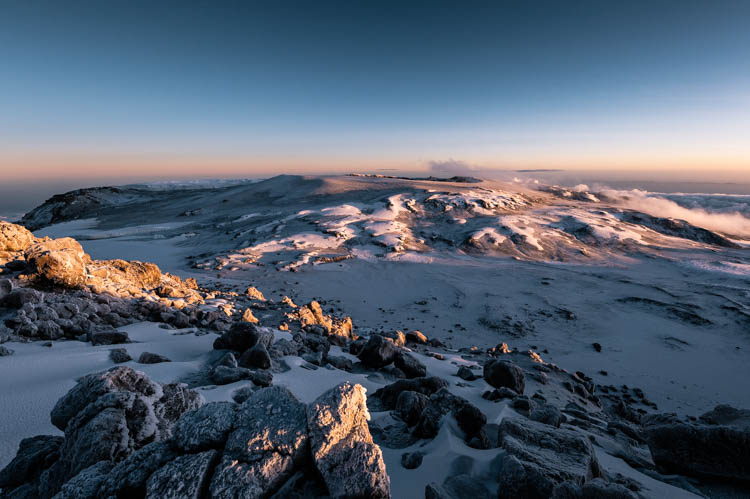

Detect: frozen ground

[3,174,750,496]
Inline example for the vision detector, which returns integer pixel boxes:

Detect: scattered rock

[394,351,427,378]
[241,308,259,323]
[401,451,423,469]
[456,365,478,381]
[213,322,270,353]
[238,343,271,369]
[0,345,14,356]
[244,286,265,301]
[138,352,172,364]
[395,390,430,426]
[109,348,132,363]
[592,342,602,353]
[358,334,397,368]
[484,359,525,393]
[2,288,42,308]
[373,376,450,409]
[91,330,129,345]
[406,330,428,344]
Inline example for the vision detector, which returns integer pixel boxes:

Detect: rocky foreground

[1,219,750,498]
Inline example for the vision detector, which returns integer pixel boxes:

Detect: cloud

[427,159,476,173]
[599,188,750,238]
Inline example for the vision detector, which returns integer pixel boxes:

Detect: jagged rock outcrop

[642,405,750,481]
[307,382,390,498]
[1,371,392,498]
[0,367,202,498]
[495,417,604,498]
[286,300,355,346]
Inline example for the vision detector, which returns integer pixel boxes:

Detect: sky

[1,0,749,183]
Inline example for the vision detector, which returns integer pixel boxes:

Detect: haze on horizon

[1,0,749,182]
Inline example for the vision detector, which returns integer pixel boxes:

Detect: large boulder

[484,359,525,394]
[643,407,750,481]
[210,386,308,498]
[0,367,202,498]
[0,221,36,253]
[496,417,603,498]
[25,237,88,288]
[307,382,390,498]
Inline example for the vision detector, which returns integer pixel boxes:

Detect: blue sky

[1,0,749,179]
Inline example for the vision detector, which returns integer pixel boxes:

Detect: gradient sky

[1,0,749,180]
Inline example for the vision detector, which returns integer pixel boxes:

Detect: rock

[483,359,525,393]
[238,343,271,369]
[210,386,308,498]
[25,237,88,288]
[35,368,201,496]
[581,478,638,498]
[91,330,129,345]
[0,221,36,252]
[231,386,256,404]
[382,330,406,347]
[0,345,14,356]
[269,338,298,358]
[414,389,487,442]
[444,474,492,499]
[643,410,750,481]
[2,287,42,308]
[215,351,238,368]
[406,330,428,344]
[349,337,367,355]
[483,387,520,401]
[496,417,603,498]
[213,322,270,353]
[529,404,564,428]
[0,435,63,489]
[394,351,427,378]
[307,382,390,498]
[401,451,423,469]
[138,352,171,364]
[327,355,354,371]
[395,390,430,426]
[98,441,178,498]
[358,334,397,368]
[245,286,266,300]
[456,365,478,381]
[373,376,450,409]
[0,278,13,300]
[172,402,237,453]
[592,342,602,352]
[109,348,132,363]
[210,366,272,387]
[241,308,259,323]
[145,450,219,499]
[54,461,112,499]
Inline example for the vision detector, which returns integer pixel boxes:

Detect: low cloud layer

[599,188,750,238]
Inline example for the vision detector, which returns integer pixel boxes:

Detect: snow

[4,173,750,495]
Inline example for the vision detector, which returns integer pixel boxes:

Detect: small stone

[484,359,525,393]
[138,352,171,364]
[91,330,129,345]
[401,452,423,469]
[109,348,132,363]
[238,343,271,369]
